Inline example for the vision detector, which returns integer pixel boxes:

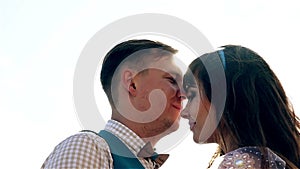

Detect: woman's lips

[189,121,196,130]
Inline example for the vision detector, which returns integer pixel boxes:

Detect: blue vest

[98,130,145,169]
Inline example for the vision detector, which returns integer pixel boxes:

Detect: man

[41,39,186,169]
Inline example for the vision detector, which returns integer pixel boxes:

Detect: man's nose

[177,86,186,101]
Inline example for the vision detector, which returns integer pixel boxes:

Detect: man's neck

[141,135,160,148]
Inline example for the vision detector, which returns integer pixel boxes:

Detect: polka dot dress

[218,147,286,169]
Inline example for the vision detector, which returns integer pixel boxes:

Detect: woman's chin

[193,133,210,144]
[193,134,201,143]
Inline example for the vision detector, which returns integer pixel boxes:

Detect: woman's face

[181,75,216,143]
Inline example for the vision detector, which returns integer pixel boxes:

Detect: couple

[41,39,300,169]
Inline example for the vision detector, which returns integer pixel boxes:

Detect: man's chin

[164,121,180,135]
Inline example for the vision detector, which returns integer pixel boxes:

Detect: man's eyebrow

[164,71,182,78]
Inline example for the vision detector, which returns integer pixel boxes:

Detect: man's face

[131,56,185,137]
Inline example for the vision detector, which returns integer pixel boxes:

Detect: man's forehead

[147,56,183,76]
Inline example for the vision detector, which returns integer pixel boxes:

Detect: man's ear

[121,69,137,97]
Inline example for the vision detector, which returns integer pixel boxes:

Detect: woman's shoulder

[210,146,286,169]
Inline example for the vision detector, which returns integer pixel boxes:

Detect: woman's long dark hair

[187,45,300,168]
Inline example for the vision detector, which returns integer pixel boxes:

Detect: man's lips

[172,104,182,110]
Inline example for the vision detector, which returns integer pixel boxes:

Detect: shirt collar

[104,120,147,156]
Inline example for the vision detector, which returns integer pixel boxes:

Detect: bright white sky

[1,0,299,168]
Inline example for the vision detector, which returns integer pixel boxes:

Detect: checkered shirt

[41,120,155,169]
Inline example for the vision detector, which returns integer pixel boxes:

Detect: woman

[181,45,300,169]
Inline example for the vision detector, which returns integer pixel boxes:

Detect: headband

[218,50,226,70]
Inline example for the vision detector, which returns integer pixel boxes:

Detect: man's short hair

[100,39,178,104]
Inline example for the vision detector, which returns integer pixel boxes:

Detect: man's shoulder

[58,131,111,150]
[41,131,113,169]
[47,131,112,157]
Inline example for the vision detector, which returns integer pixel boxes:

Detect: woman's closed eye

[187,91,195,100]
